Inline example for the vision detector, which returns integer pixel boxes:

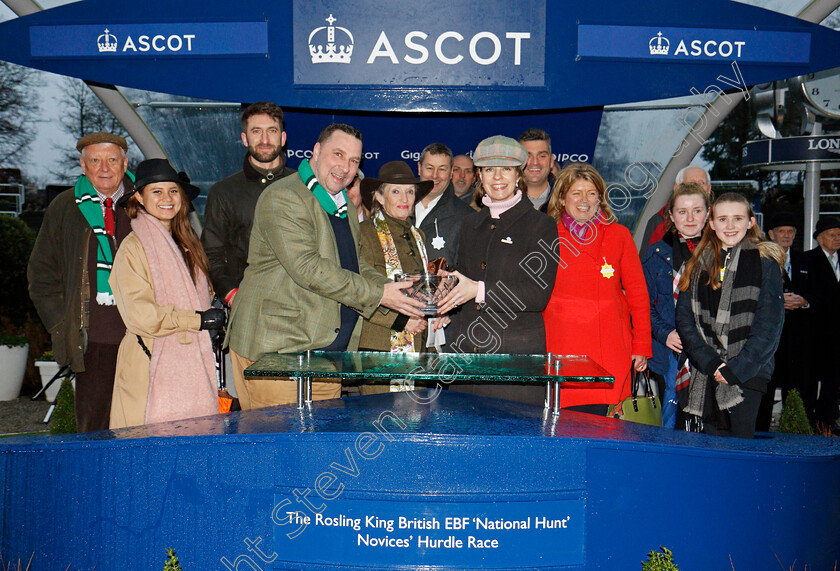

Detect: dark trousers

[74,342,118,433]
[565,404,609,416]
[704,387,763,439]
[758,320,816,430]
[815,352,840,427]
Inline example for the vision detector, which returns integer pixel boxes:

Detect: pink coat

[543,220,652,407]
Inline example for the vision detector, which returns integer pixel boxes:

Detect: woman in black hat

[109,159,225,428]
[357,161,440,394]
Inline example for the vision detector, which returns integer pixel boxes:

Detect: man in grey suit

[226,124,426,409]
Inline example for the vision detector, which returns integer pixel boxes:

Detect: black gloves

[199,308,227,346]
[199,308,226,330]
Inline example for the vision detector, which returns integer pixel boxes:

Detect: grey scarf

[684,242,761,415]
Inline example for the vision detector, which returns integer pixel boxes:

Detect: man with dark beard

[201,102,296,305]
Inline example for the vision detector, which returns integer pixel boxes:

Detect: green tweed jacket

[226,173,388,361]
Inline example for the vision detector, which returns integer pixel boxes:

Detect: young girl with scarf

[676,193,785,438]
[109,159,225,429]
[642,182,709,430]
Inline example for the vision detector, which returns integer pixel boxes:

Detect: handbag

[607,369,663,427]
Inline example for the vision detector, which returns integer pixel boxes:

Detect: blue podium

[1,390,839,570]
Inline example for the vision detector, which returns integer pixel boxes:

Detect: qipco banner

[281,109,602,177]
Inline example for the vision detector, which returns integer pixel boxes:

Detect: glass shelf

[246,351,614,384]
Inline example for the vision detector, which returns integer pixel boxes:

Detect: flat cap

[472,135,527,168]
[76,132,128,153]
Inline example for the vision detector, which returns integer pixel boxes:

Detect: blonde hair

[547,163,615,223]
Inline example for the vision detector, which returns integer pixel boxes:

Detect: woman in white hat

[438,135,559,405]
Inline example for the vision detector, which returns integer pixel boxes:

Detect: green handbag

[607,369,663,427]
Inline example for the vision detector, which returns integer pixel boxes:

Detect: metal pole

[545,353,553,408]
[804,123,822,251]
[296,377,304,409]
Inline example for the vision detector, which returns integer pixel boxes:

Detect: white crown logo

[649,31,670,55]
[308,14,354,64]
[97,28,118,53]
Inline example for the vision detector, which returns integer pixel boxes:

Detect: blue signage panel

[578,25,811,64]
[292,0,546,87]
[743,136,840,170]
[281,109,602,177]
[272,495,585,568]
[3,0,840,111]
[30,22,268,58]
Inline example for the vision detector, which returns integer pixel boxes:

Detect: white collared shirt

[414,193,444,227]
[96,182,124,218]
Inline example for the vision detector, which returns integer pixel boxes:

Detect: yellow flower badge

[600,257,615,279]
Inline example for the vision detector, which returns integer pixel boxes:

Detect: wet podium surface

[1,389,838,570]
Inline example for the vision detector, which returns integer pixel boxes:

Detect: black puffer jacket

[201,154,295,298]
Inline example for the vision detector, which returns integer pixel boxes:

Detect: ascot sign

[29,22,268,58]
[294,0,546,87]
[578,25,810,64]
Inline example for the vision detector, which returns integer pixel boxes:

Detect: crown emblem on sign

[97,29,118,52]
[308,14,354,64]
[649,31,670,55]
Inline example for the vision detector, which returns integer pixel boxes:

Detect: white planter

[35,360,72,402]
[0,343,29,401]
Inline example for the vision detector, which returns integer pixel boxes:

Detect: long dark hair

[125,185,210,285]
[679,192,783,291]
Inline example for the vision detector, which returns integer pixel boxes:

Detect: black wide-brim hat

[813,216,840,239]
[766,211,797,232]
[360,161,434,211]
[118,158,200,207]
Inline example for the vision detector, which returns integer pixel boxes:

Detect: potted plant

[0,333,29,400]
[34,350,68,402]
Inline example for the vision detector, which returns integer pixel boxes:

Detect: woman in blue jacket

[643,182,709,429]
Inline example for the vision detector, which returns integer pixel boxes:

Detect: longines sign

[29,22,267,57]
[292,0,546,87]
[743,136,840,170]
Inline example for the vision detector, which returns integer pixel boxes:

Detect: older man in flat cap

[28,132,134,432]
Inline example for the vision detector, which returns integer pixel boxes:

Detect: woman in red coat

[543,163,652,415]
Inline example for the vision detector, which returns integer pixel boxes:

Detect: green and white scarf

[298,158,348,218]
[74,172,134,305]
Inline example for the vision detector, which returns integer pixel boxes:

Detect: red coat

[543,220,652,407]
